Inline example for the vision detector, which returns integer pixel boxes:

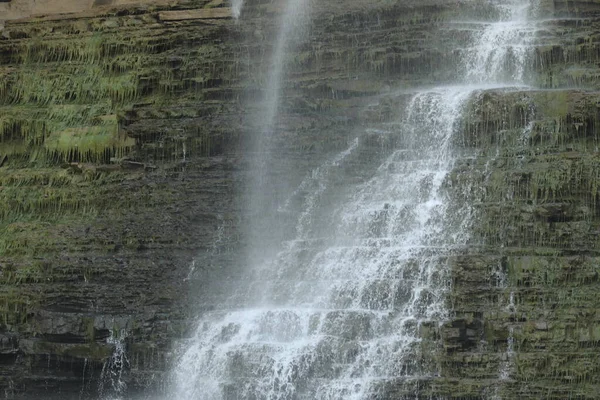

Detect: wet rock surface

[0,0,599,398]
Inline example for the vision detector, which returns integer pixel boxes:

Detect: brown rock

[158,8,233,21]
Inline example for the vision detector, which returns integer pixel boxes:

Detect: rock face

[0,0,599,398]
[438,2,600,397]
[0,0,242,398]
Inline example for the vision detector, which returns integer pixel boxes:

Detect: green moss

[0,287,39,326]
[0,260,51,285]
[538,91,569,117]
[11,66,140,106]
[44,125,135,163]
[82,317,96,342]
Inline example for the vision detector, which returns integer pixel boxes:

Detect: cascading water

[171,88,469,399]
[99,330,129,400]
[462,0,541,84]
[170,0,541,398]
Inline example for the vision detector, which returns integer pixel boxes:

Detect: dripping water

[99,330,129,400]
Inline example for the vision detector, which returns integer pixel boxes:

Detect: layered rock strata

[0,0,599,398]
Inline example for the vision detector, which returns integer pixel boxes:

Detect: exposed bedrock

[0,0,599,398]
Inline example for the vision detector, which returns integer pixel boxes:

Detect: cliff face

[0,0,599,398]
[440,2,600,398]
[0,1,243,398]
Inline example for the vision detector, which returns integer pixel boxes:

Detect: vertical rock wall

[440,1,600,398]
[0,1,243,397]
[0,0,599,398]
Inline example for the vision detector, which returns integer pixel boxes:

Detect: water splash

[279,138,360,239]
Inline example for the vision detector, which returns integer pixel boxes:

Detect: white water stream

[231,0,245,19]
[169,0,541,399]
[463,0,541,84]
[99,330,129,400]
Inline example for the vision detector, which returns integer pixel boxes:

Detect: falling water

[463,0,540,84]
[171,88,471,398]
[99,330,129,400]
[487,260,516,400]
[246,0,311,260]
[259,0,310,134]
[231,0,245,19]
[171,0,541,398]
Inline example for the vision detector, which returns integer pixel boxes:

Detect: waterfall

[463,0,540,84]
[231,0,245,19]
[246,0,311,262]
[170,0,541,398]
[99,330,129,400]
